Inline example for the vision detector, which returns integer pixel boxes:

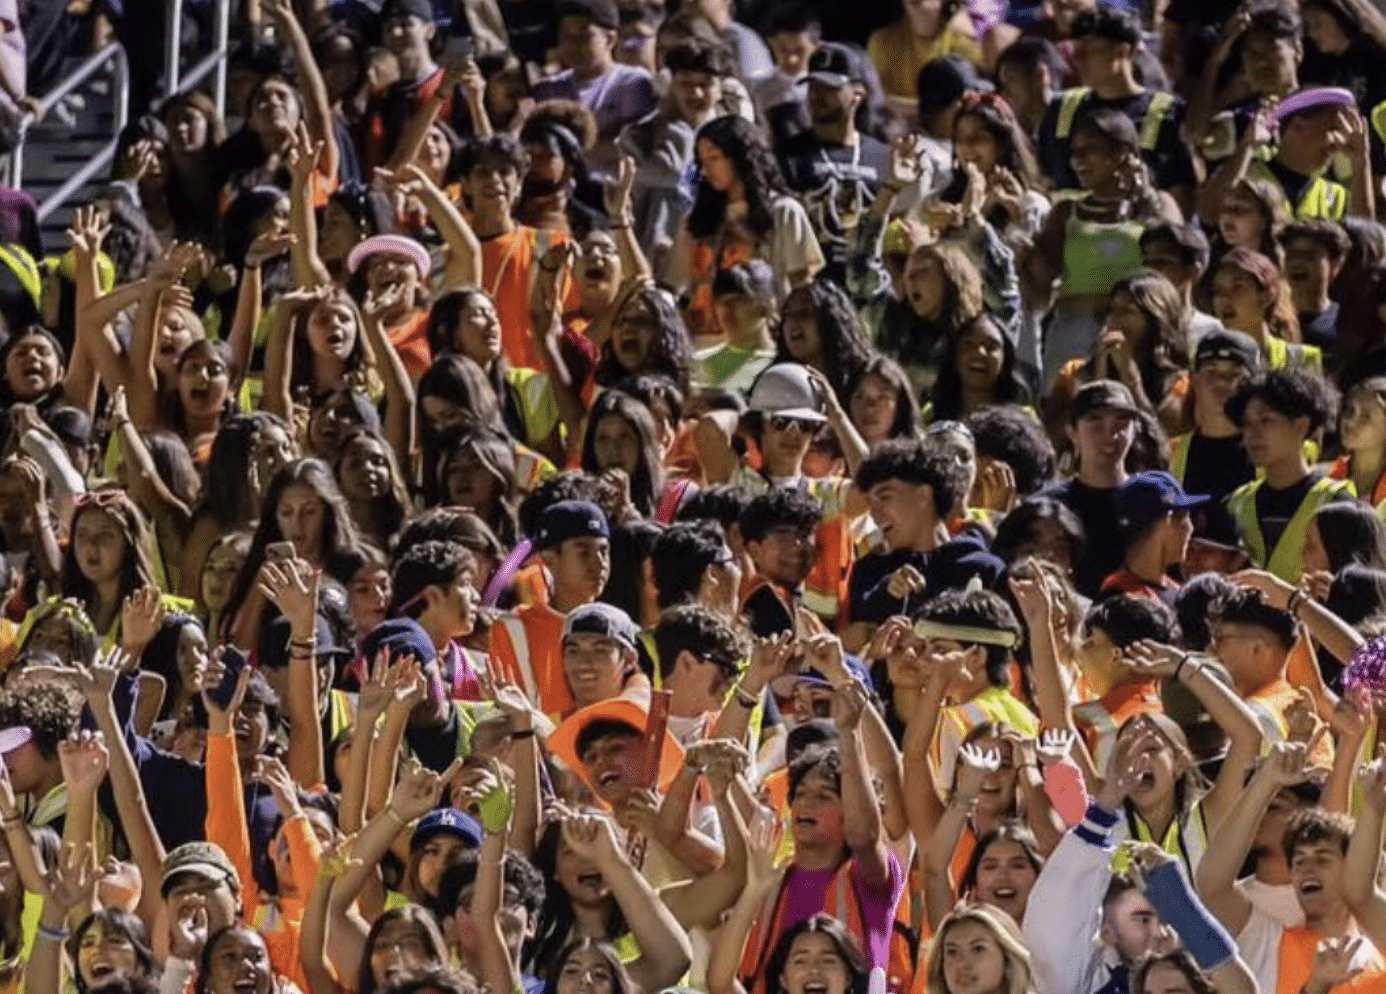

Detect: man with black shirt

[360,0,443,169]
[1036,7,1197,213]
[1042,380,1137,599]
[1225,369,1354,582]
[1280,221,1348,360]
[777,43,891,283]
[1172,331,1260,552]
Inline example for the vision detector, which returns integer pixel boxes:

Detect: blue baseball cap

[359,617,438,668]
[410,808,483,851]
[1114,471,1209,537]
[770,653,873,698]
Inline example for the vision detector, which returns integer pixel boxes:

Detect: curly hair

[966,406,1056,496]
[687,115,789,241]
[1225,367,1338,433]
[0,682,80,760]
[774,278,875,404]
[907,242,984,334]
[738,487,822,544]
[1105,269,1192,402]
[855,438,961,517]
[595,282,693,393]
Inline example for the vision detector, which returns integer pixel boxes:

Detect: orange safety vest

[739,858,916,994]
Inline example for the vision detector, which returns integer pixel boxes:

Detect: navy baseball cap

[359,617,438,668]
[410,808,483,851]
[770,654,873,698]
[1114,471,1210,536]
[535,500,609,551]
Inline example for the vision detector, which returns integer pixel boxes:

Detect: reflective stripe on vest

[497,614,539,701]
[0,244,41,308]
[1246,696,1290,743]
[1170,433,1191,482]
[1055,87,1172,153]
[1227,475,1355,582]
[328,689,355,740]
[1299,175,1348,220]
[1372,98,1386,145]
[1125,802,1209,878]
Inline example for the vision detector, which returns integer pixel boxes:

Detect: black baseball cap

[804,43,861,88]
[1070,379,1138,422]
[917,55,992,118]
[556,0,619,30]
[1194,330,1262,372]
[534,499,609,550]
[380,0,434,23]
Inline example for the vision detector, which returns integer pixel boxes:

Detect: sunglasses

[769,415,819,433]
[74,490,127,509]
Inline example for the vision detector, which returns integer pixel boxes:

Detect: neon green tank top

[1058,202,1145,299]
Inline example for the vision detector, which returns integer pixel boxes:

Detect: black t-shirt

[1254,473,1320,557]
[1043,478,1122,599]
[1183,433,1256,546]
[777,130,891,283]
[1036,89,1197,192]
[1301,302,1341,356]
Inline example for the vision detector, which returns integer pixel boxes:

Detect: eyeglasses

[769,415,819,433]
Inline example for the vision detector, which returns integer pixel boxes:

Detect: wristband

[1288,588,1306,618]
[1174,654,1192,680]
[383,807,407,828]
[37,925,70,942]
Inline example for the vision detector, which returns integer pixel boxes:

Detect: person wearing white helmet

[694,362,870,623]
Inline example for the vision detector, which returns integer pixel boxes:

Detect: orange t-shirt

[490,601,571,718]
[480,226,579,372]
[386,309,432,381]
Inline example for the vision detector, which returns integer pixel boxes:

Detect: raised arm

[1127,640,1262,828]
[264,0,339,182]
[1195,738,1314,935]
[200,655,262,914]
[604,156,651,282]
[380,164,481,290]
[25,840,96,994]
[647,763,724,875]
[260,559,327,788]
[1345,754,1386,950]
[1184,11,1250,150]
[900,623,949,858]
[262,286,325,420]
[360,284,417,459]
[705,826,780,994]
[110,388,192,532]
[63,206,111,410]
[564,812,693,992]
[490,681,542,857]
[660,741,753,929]
[471,771,523,994]
[128,250,199,428]
[1235,570,1365,669]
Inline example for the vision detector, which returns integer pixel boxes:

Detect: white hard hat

[747,363,826,423]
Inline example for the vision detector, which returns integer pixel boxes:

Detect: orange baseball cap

[547,696,685,795]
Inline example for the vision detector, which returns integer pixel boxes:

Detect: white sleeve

[1021,823,1116,994]
[770,197,825,289]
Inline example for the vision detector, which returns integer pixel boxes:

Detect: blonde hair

[925,904,1036,994]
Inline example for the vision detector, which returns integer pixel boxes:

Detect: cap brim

[1073,401,1138,421]
[769,671,834,697]
[548,697,686,795]
[1275,88,1356,120]
[1171,493,1211,509]
[802,72,852,88]
[760,407,828,423]
[0,727,32,754]
[161,864,232,893]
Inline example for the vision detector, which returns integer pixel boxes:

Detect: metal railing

[165,0,231,121]
[9,42,130,221]
[9,0,231,225]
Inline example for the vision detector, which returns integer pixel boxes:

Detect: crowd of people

[11,0,1386,993]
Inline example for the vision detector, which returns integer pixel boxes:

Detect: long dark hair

[69,909,158,994]
[774,278,875,405]
[61,495,159,614]
[1314,501,1386,572]
[291,287,373,400]
[957,820,1044,899]
[432,423,521,546]
[595,283,693,393]
[763,915,869,994]
[356,905,457,994]
[222,458,360,628]
[138,612,203,720]
[201,412,297,529]
[543,938,635,994]
[929,317,1031,421]
[580,391,665,517]
[525,821,629,973]
[687,115,789,241]
[333,426,412,546]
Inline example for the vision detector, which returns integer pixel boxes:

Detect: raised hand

[120,585,165,655]
[474,761,515,835]
[47,841,96,912]
[688,739,750,795]
[973,458,1017,513]
[388,654,428,712]
[58,731,110,795]
[1329,686,1372,744]
[1098,720,1159,810]
[1125,840,1177,889]
[886,133,927,190]
[603,155,637,221]
[285,121,324,184]
[389,757,464,824]
[198,647,250,728]
[561,811,624,866]
[1260,735,1322,790]
[67,204,110,257]
[1355,749,1386,812]
[251,754,301,817]
[277,283,333,315]
[744,631,799,692]
[616,788,662,837]
[257,557,320,632]
[357,650,394,721]
[1285,688,1321,746]
[362,282,408,325]
[803,632,849,684]
[70,646,131,708]
[245,230,296,269]
[886,565,926,602]
[116,139,161,184]
[490,678,536,732]
[1007,572,1054,625]
[955,743,1001,804]
[830,679,870,733]
[1231,568,1296,610]
[1037,728,1076,767]
[1125,640,1189,681]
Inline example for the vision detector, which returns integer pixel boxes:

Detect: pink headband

[346,234,432,279]
[1275,87,1355,122]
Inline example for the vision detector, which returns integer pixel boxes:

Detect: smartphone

[443,35,474,65]
[209,648,247,712]
[265,541,296,564]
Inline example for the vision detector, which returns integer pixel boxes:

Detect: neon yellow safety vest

[1226,475,1356,582]
[0,243,42,310]
[1246,159,1348,221]
[1115,801,1209,878]
[642,630,767,748]
[1054,88,1176,152]
[1171,433,1192,482]
[1262,335,1323,373]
